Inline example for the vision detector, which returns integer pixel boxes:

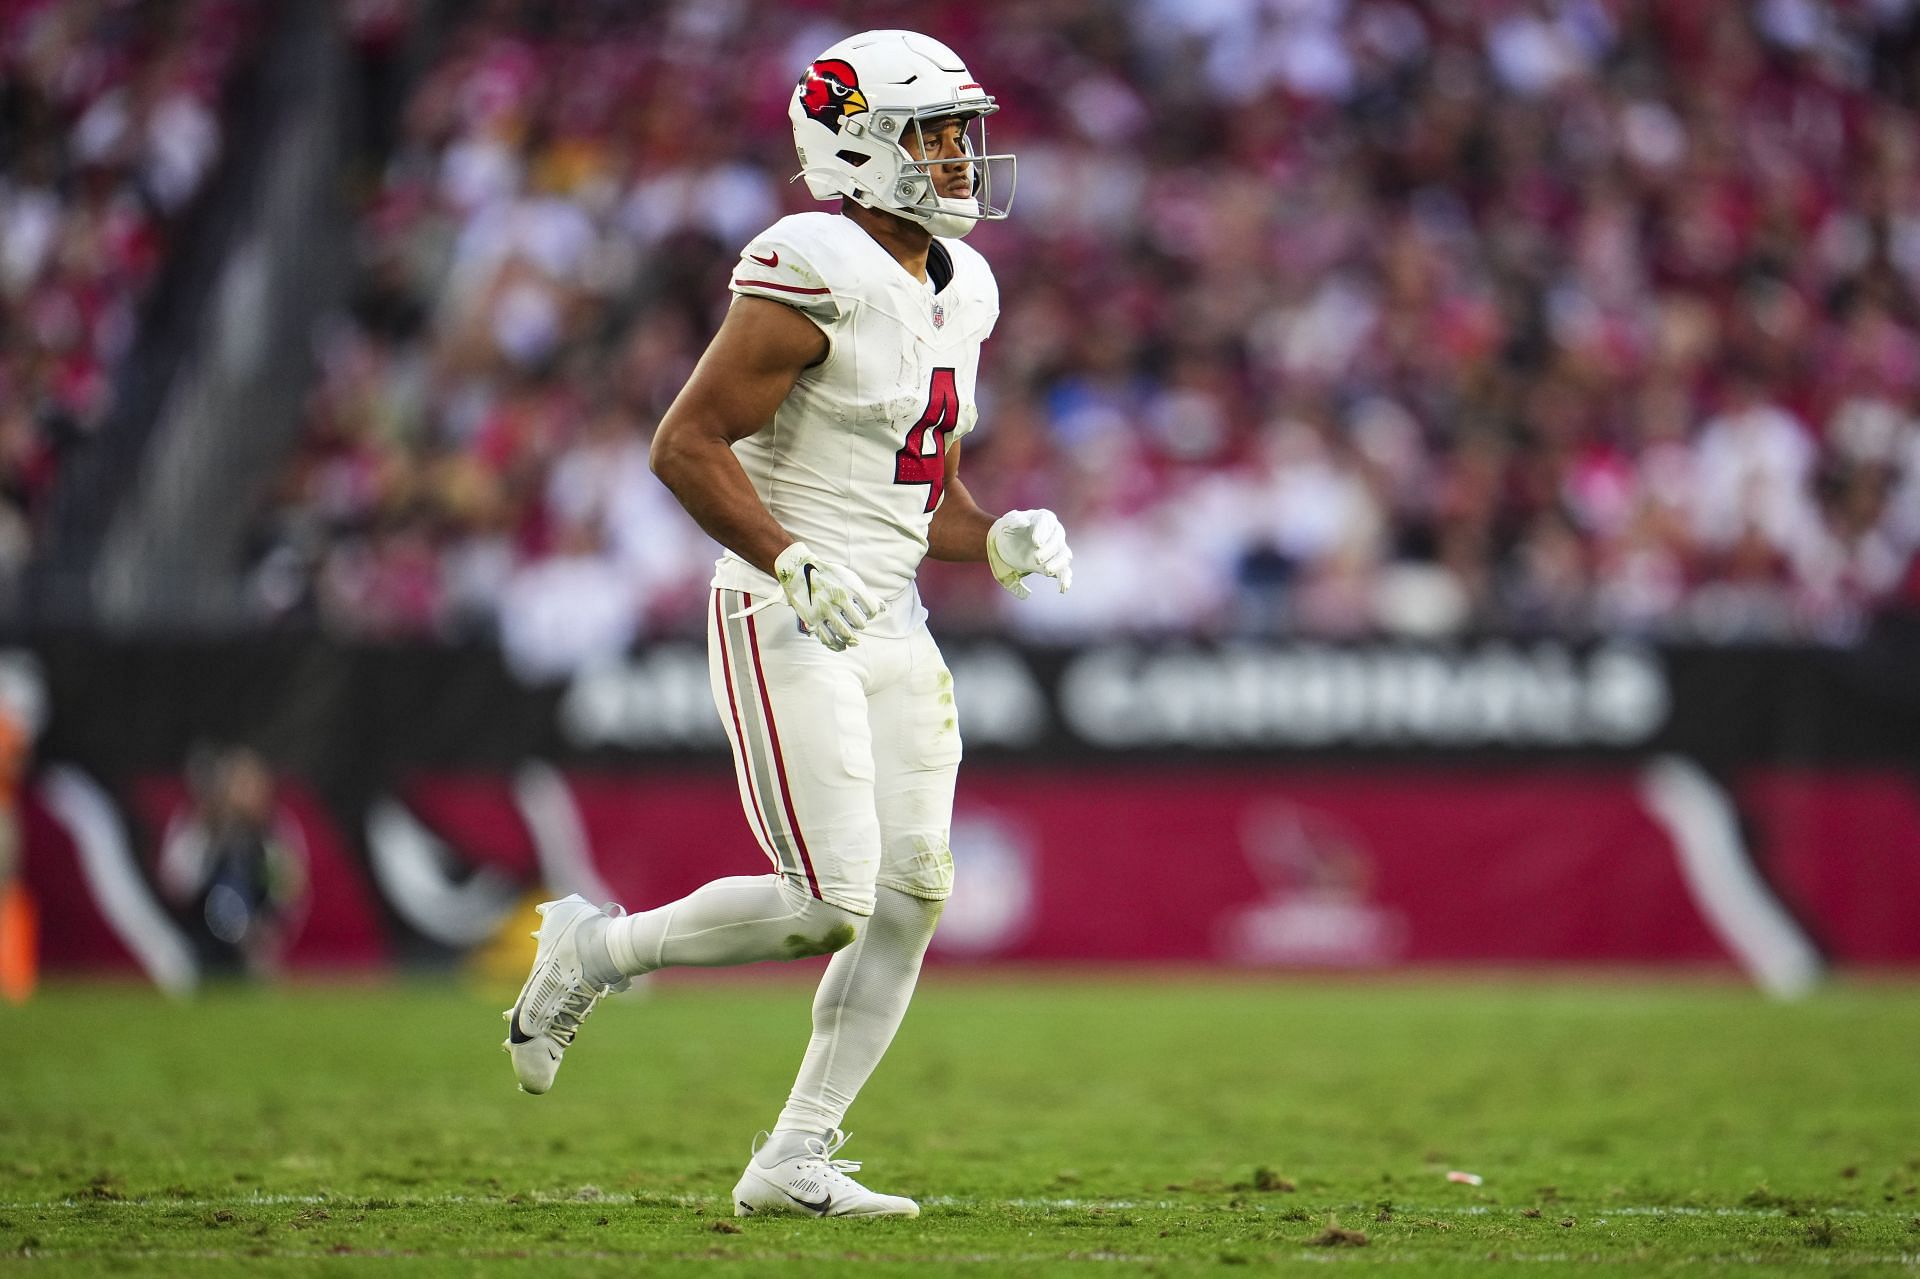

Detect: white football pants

[707,587,960,915]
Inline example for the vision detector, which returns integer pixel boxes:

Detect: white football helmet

[789,29,1015,238]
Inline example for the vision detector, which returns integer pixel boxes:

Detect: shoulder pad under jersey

[729,212,869,325]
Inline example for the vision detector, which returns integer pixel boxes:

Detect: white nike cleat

[731,1129,920,1218]
[501,894,627,1095]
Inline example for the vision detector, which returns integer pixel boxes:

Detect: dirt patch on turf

[76,1173,124,1201]
[1252,1167,1296,1192]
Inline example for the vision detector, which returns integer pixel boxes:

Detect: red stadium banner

[528,766,1920,968]
[21,763,1920,976]
[10,636,1918,982]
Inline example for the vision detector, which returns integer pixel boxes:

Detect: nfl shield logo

[931,300,945,329]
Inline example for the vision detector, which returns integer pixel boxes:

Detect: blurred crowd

[0,0,256,587]
[244,0,1920,674]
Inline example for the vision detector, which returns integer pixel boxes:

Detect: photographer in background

[158,746,305,978]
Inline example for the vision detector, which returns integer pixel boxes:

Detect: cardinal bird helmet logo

[799,59,868,134]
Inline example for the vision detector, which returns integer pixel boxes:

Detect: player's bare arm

[649,297,827,576]
[931,441,1074,594]
[926,441,993,562]
[653,298,882,649]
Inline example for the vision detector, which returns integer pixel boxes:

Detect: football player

[502,30,1072,1218]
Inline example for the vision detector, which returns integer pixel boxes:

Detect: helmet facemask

[798,105,1016,239]
[873,109,1016,239]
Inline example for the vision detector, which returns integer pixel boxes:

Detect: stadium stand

[242,1,1920,670]
[0,0,258,596]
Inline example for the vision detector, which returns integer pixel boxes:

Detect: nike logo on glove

[802,563,816,601]
[750,251,779,267]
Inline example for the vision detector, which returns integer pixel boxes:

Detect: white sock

[755,1126,830,1167]
[599,875,861,978]
[769,886,943,1139]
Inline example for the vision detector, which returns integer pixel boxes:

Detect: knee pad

[877,836,955,902]
[776,875,865,957]
[873,883,945,936]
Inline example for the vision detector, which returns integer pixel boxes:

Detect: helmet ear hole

[835,150,872,168]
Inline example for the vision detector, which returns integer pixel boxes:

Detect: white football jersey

[711,211,999,631]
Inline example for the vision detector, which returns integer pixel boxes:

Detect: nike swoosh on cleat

[507,1007,535,1045]
[785,1191,833,1214]
[750,251,779,267]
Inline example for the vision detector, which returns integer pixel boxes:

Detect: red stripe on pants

[745,608,823,899]
[715,591,777,858]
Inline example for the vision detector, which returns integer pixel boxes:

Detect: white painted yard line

[15,1245,1920,1267]
[936,1198,1909,1218]
[3,1192,1912,1220]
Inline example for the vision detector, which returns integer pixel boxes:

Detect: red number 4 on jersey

[894,367,958,513]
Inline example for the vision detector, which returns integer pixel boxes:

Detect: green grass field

[3,974,1917,1274]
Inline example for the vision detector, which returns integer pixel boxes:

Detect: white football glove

[774,541,885,651]
[986,509,1074,600]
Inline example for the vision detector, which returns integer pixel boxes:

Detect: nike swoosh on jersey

[750,250,779,267]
